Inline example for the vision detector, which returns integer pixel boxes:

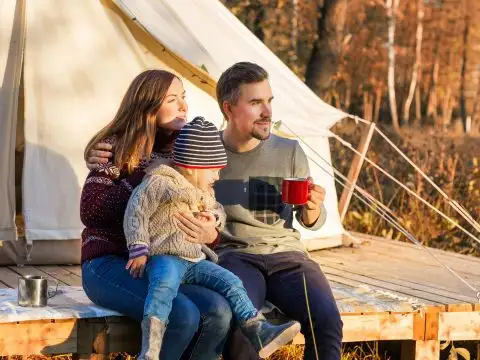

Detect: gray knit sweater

[123,165,225,262]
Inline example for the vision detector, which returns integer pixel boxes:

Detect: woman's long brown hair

[84,70,178,173]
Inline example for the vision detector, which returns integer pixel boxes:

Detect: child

[124,117,301,360]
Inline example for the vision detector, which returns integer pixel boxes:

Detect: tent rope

[280,123,480,301]
[328,130,480,246]
[348,115,480,234]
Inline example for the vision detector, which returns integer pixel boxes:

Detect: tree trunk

[426,35,441,122]
[374,86,383,123]
[305,0,348,97]
[291,0,298,57]
[386,0,401,133]
[414,86,421,127]
[251,1,265,42]
[459,0,470,132]
[471,75,480,133]
[403,0,424,126]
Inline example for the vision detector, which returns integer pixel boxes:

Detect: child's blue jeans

[144,255,258,324]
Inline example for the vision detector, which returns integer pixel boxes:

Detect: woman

[80,70,232,360]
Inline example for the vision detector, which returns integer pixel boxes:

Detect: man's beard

[251,120,271,140]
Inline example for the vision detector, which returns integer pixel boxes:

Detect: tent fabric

[114,0,347,135]
[114,0,345,244]
[21,0,222,243]
[2,0,346,264]
[0,0,24,242]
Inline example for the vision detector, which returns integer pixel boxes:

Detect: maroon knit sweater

[80,136,219,263]
[80,164,147,262]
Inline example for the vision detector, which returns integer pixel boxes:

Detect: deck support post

[401,340,440,360]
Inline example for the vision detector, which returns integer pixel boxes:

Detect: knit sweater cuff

[129,243,149,259]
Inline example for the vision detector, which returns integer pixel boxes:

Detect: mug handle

[47,279,59,299]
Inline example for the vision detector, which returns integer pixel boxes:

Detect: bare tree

[459,0,471,132]
[305,0,348,97]
[403,0,424,126]
[386,0,401,133]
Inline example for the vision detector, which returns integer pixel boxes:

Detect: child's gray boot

[138,316,166,360]
[240,312,301,358]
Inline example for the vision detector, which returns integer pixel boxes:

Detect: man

[87,62,342,359]
[214,62,342,360]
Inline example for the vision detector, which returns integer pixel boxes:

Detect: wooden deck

[0,233,479,359]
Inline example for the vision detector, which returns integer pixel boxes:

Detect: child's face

[192,168,221,194]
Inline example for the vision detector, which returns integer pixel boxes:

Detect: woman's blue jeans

[82,255,232,360]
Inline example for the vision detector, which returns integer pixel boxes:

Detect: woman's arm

[80,164,146,228]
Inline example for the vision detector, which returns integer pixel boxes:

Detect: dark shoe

[241,313,301,358]
[138,316,166,360]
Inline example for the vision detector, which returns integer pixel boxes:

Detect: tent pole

[338,121,376,221]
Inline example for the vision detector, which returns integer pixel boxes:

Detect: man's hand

[175,212,217,244]
[86,142,114,170]
[301,176,325,227]
[125,255,147,278]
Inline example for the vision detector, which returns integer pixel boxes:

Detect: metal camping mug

[18,275,59,307]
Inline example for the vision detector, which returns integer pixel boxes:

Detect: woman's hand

[175,212,217,244]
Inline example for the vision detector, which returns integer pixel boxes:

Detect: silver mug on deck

[18,275,59,307]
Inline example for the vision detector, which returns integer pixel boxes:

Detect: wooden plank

[36,266,82,286]
[446,304,474,312]
[0,319,77,355]
[314,248,480,297]
[294,312,420,344]
[438,311,480,340]
[355,232,480,266]
[61,265,82,277]
[8,266,68,286]
[315,257,477,303]
[338,121,376,220]
[330,280,419,313]
[320,258,476,300]
[404,340,440,360]
[0,267,21,288]
[323,266,458,304]
[352,234,480,274]
[424,306,444,340]
[342,313,417,342]
[318,244,480,282]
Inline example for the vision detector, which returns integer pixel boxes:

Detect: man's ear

[222,101,232,120]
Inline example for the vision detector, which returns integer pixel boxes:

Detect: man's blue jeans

[82,255,232,360]
[219,251,343,360]
[145,255,257,323]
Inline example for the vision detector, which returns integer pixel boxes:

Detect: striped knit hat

[173,117,228,169]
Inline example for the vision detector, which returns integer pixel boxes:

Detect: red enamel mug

[281,178,311,205]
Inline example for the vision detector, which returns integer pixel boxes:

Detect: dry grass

[0,344,387,360]
[330,122,480,256]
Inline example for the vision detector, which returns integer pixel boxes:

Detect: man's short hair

[216,62,269,118]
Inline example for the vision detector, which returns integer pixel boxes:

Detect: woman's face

[156,77,188,131]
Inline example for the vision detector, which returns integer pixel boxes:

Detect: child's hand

[126,255,147,278]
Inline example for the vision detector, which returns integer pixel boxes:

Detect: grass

[0,344,387,360]
[330,122,480,256]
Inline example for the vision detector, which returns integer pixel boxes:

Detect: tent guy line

[280,122,480,302]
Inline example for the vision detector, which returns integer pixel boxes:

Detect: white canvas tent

[0,0,346,265]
